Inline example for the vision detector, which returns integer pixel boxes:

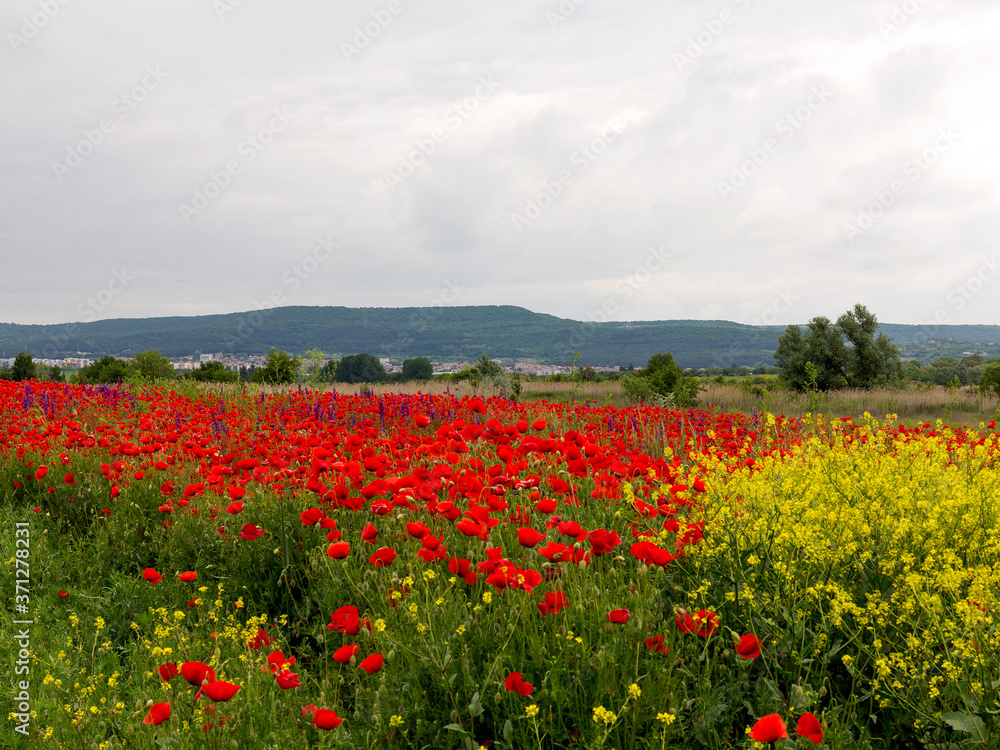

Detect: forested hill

[1,306,998,368]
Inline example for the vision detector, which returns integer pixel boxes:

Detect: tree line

[4,307,999,401]
[773,304,1000,396]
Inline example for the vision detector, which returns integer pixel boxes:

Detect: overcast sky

[1,0,998,328]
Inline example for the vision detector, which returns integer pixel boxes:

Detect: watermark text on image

[673,0,753,71]
[8,0,73,53]
[717,85,831,200]
[341,0,406,62]
[384,77,499,192]
[178,107,294,223]
[510,114,632,233]
[880,0,925,39]
[843,127,958,243]
[224,235,338,349]
[546,0,586,31]
[12,522,33,737]
[52,66,168,183]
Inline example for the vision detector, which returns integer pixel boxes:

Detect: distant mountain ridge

[1,306,998,368]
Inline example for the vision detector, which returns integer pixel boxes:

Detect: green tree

[643,353,682,394]
[251,349,300,385]
[132,350,174,381]
[188,361,238,383]
[402,357,433,381]
[317,359,338,383]
[77,355,133,384]
[980,362,1000,398]
[334,353,386,384]
[928,357,963,386]
[303,348,326,382]
[476,354,503,378]
[47,365,66,383]
[836,305,904,388]
[11,352,37,382]
[622,353,701,407]
[775,305,903,391]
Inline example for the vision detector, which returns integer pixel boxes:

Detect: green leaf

[503,719,514,742]
[469,692,483,718]
[444,724,471,737]
[942,712,985,738]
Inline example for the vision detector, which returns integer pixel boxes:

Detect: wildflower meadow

[3,380,999,748]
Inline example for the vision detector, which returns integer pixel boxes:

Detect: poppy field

[3,380,1000,749]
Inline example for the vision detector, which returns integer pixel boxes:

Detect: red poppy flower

[532,419,546,431]
[588,528,621,555]
[313,708,343,730]
[406,521,429,538]
[238,523,265,540]
[34,466,48,481]
[202,680,240,702]
[327,542,350,559]
[369,547,396,567]
[504,671,533,696]
[517,527,546,547]
[537,590,568,616]
[676,608,719,637]
[456,518,488,539]
[607,608,630,624]
[227,485,247,500]
[556,520,587,541]
[750,714,789,743]
[183,483,205,499]
[58,590,69,598]
[248,629,271,650]
[143,702,171,725]
[414,414,431,428]
[157,663,179,681]
[537,541,570,562]
[358,653,383,674]
[300,507,324,526]
[534,498,558,513]
[327,605,361,634]
[361,523,378,543]
[735,633,761,659]
[181,661,216,686]
[179,571,197,583]
[421,533,443,550]
[64,472,76,485]
[110,485,120,499]
[225,501,243,514]
[796,713,823,744]
[332,644,359,664]
[646,635,669,654]
[448,557,478,585]
[142,568,163,585]
[274,669,300,689]
[418,546,449,562]
[263,650,295,674]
